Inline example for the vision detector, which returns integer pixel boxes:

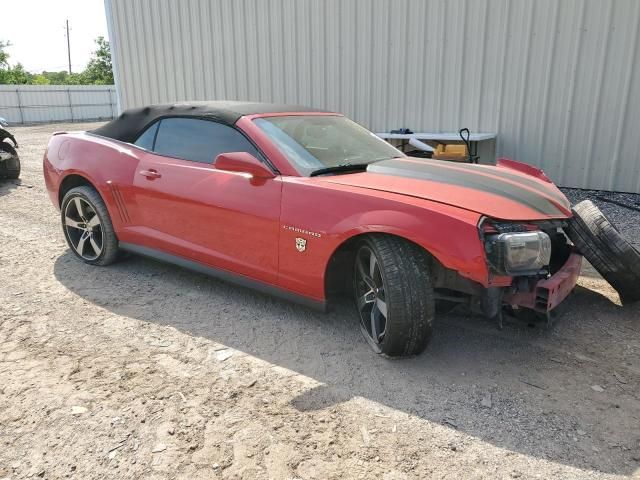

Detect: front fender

[278,178,489,300]
[327,207,488,283]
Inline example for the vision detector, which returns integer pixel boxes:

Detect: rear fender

[44,133,139,232]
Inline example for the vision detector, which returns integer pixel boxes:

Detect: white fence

[0,85,117,124]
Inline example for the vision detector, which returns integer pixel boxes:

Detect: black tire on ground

[0,143,20,179]
[565,200,640,304]
[61,186,119,266]
[353,234,435,357]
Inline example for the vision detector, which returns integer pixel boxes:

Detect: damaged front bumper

[504,250,583,313]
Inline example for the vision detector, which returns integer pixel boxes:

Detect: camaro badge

[295,237,307,252]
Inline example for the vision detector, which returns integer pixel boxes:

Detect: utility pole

[65,19,71,74]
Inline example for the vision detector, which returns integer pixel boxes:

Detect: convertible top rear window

[134,122,159,150]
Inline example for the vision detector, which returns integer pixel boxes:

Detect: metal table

[376,131,497,160]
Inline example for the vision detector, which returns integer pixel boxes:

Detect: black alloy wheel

[61,186,119,266]
[353,235,435,357]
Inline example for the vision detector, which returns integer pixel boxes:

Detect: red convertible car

[43,102,581,357]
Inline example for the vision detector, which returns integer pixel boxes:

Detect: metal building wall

[106,0,640,193]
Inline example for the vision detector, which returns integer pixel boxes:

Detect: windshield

[254,115,404,176]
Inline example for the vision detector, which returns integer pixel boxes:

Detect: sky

[1,0,108,73]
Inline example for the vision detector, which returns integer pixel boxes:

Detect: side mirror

[214,152,275,179]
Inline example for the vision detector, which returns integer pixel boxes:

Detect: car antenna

[459,128,478,164]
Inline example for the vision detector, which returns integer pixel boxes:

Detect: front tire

[565,200,640,304]
[61,186,119,266]
[353,235,435,357]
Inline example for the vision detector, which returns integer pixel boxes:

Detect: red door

[132,152,281,284]
[129,118,282,284]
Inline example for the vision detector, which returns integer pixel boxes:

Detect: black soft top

[90,101,329,143]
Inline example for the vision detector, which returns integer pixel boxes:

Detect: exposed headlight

[485,231,551,275]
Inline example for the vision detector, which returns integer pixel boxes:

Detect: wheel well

[324,233,437,302]
[324,232,483,304]
[58,174,94,206]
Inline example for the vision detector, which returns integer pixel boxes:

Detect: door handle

[139,169,162,179]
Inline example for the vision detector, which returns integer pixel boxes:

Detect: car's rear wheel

[61,186,119,266]
[353,235,435,357]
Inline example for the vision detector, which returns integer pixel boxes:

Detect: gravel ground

[0,122,639,480]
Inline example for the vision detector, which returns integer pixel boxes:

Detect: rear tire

[61,186,119,266]
[353,235,435,357]
[0,143,20,179]
[565,200,640,304]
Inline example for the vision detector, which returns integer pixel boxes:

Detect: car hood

[320,158,572,221]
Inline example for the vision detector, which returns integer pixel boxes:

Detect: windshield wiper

[309,163,369,177]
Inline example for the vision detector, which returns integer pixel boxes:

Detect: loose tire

[61,186,119,266]
[353,235,435,357]
[0,143,20,179]
[565,200,640,304]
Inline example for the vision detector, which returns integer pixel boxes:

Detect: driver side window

[133,118,261,164]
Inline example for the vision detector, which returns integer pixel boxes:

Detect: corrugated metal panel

[106,0,640,192]
[0,85,116,124]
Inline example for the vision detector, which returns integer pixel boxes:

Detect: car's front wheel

[61,186,119,266]
[353,235,435,357]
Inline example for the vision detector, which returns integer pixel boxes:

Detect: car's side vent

[108,182,131,224]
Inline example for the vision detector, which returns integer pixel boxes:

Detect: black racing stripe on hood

[422,160,570,209]
[367,159,566,217]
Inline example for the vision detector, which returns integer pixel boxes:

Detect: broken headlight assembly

[484,231,552,276]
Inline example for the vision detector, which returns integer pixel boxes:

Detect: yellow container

[432,144,468,161]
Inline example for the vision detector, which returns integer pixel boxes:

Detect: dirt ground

[1,122,639,480]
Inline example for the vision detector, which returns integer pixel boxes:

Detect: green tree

[0,41,33,84]
[40,71,69,84]
[0,37,114,85]
[83,37,114,85]
[32,74,51,85]
[0,40,10,68]
[2,63,33,84]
